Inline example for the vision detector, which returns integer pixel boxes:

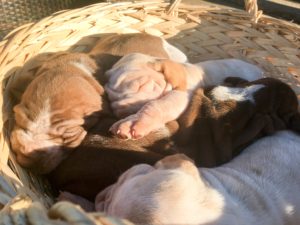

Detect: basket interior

[0,0,299,209]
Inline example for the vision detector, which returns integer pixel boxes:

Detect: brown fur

[88,33,171,85]
[11,33,178,174]
[89,33,169,58]
[148,59,188,91]
[176,77,300,167]
[10,52,106,174]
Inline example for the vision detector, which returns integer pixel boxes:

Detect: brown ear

[81,75,104,95]
[13,104,31,128]
[148,60,187,91]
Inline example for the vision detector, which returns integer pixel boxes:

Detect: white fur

[27,99,51,134]
[96,131,300,225]
[106,53,264,139]
[162,39,187,63]
[211,84,265,103]
[197,58,264,85]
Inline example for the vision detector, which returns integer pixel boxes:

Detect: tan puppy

[89,33,187,85]
[61,131,300,225]
[107,53,264,139]
[10,52,105,174]
[175,77,300,167]
[89,33,187,61]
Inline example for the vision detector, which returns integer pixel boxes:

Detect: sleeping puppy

[10,33,187,174]
[10,52,105,174]
[60,131,300,225]
[175,77,300,167]
[88,33,187,85]
[89,33,187,61]
[107,54,264,139]
[49,114,179,200]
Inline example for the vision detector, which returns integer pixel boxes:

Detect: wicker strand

[244,0,263,23]
[167,0,182,15]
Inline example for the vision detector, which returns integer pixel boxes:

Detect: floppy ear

[147,59,187,91]
[13,104,31,128]
[81,75,105,95]
[95,164,154,211]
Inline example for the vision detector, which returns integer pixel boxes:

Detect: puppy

[61,131,300,225]
[10,33,187,174]
[175,77,300,167]
[89,33,187,61]
[49,115,179,200]
[10,52,105,174]
[107,54,264,139]
[88,33,187,85]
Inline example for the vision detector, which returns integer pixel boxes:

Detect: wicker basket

[0,0,299,223]
[0,0,75,39]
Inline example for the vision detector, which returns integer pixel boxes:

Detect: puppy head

[10,124,66,173]
[11,100,88,173]
[95,156,205,224]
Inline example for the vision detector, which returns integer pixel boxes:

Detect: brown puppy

[48,115,179,200]
[88,33,187,84]
[10,52,105,174]
[176,77,300,167]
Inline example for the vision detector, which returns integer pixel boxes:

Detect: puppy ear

[95,164,154,211]
[13,104,31,128]
[81,75,105,95]
[147,60,187,91]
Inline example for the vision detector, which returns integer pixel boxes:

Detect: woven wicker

[0,0,75,39]
[0,0,299,223]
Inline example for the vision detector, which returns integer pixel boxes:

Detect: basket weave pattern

[0,0,75,39]
[0,0,299,223]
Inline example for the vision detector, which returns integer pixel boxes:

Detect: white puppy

[107,53,264,139]
[95,131,300,225]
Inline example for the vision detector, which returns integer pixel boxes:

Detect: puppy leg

[110,90,189,139]
[58,192,95,212]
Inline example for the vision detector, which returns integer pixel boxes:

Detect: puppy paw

[109,115,138,139]
[110,114,163,139]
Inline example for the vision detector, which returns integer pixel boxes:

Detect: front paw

[109,114,162,140]
[109,115,138,139]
